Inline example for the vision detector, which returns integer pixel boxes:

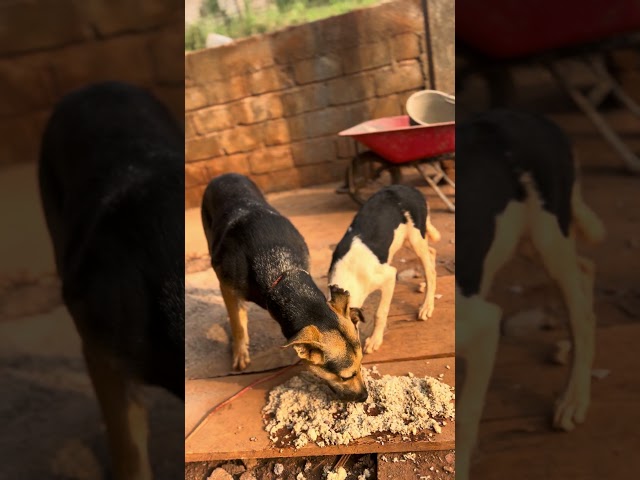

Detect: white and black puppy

[328,185,441,354]
[455,110,605,480]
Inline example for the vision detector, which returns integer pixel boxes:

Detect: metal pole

[421,0,436,90]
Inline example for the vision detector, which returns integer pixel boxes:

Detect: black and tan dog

[39,82,184,480]
[201,173,367,402]
[329,185,441,353]
[455,110,605,479]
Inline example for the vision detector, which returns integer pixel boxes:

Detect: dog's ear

[281,325,324,365]
[328,284,350,317]
[349,307,365,325]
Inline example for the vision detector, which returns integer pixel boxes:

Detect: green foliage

[200,0,221,16]
[185,0,381,50]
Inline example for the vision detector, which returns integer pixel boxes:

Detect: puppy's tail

[426,216,441,243]
[572,182,605,245]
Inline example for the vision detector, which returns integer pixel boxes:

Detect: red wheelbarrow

[456,0,640,172]
[338,91,456,211]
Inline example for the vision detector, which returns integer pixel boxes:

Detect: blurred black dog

[39,82,184,480]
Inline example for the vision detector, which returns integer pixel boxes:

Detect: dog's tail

[572,182,605,245]
[426,216,441,243]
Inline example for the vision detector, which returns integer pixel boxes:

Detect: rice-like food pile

[262,367,455,449]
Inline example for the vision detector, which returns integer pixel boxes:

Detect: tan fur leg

[456,295,502,480]
[571,181,605,244]
[220,282,250,371]
[531,211,595,431]
[364,265,396,354]
[408,228,437,320]
[578,256,596,307]
[83,345,151,480]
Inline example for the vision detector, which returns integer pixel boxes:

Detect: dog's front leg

[220,283,251,371]
[532,213,594,431]
[456,297,501,480]
[364,265,396,353]
[83,345,152,480]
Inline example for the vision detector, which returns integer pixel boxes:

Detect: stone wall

[185,0,454,207]
[0,0,184,167]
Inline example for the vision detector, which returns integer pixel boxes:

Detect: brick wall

[184,0,454,208]
[0,0,183,167]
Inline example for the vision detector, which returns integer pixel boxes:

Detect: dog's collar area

[270,273,285,289]
[269,268,309,290]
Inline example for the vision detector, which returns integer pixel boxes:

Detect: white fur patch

[329,218,413,307]
[329,236,387,308]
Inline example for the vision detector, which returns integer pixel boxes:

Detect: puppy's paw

[418,303,434,320]
[232,344,251,371]
[364,333,383,354]
[553,385,590,431]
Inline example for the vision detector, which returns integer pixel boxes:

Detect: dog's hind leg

[456,295,502,480]
[83,345,151,480]
[531,210,595,431]
[408,227,437,320]
[364,265,396,353]
[572,182,605,245]
[220,282,251,371]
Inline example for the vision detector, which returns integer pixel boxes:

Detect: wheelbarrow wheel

[346,152,402,206]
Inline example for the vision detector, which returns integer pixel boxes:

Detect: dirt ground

[458,66,640,478]
[185,450,455,480]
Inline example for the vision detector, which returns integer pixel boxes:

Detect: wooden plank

[477,323,639,421]
[185,357,455,462]
[466,324,640,479]
[473,403,640,480]
[360,275,455,365]
[186,370,274,437]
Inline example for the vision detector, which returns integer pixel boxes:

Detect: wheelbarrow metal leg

[416,163,455,212]
[432,161,456,188]
[549,60,640,174]
[589,56,640,119]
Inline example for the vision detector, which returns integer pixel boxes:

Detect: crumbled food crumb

[262,368,455,449]
[381,455,388,462]
[249,437,257,442]
[445,365,450,369]
[273,463,284,475]
[297,473,306,480]
[304,461,312,472]
[403,452,417,463]
[361,468,371,479]
[325,466,347,480]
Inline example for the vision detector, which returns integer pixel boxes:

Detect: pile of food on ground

[263,367,454,449]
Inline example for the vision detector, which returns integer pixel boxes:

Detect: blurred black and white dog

[455,110,605,479]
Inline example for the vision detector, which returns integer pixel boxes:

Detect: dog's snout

[355,389,368,403]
